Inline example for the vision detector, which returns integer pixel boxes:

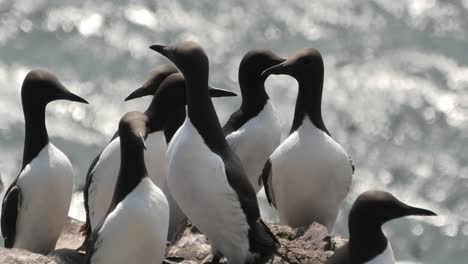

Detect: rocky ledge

[0,218,346,264]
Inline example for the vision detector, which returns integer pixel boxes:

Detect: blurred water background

[0,0,467,262]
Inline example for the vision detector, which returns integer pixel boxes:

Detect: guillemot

[326,190,437,264]
[82,66,236,246]
[85,112,169,264]
[151,41,278,263]
[1,69,88,254]
[81,65,178,246]
[223,49,284,193]
[261,48,354,231]
[125,72,236,244]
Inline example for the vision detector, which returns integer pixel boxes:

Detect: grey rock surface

[0,218,346,263]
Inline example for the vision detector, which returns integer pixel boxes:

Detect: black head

[154,73,236,107]
[124,65,179,101]
[349,190,437,230]
[150,41,209,80]
[262,48,324,82]
[239,49,286,84]
[21,69,88,106]
[142,72,236,134]
[118,112,149,151]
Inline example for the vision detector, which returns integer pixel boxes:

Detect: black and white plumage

[82,65,178,244]
[260,48,354,231]
[151,41,278,263]
[1,69,88,254]
[223,50,284,192]
[85,112,169,264]
[125,72,237,244]
[326,190,437,264]
[81,66,236,246]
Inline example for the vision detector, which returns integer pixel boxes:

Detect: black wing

[348,155,355,174]
[81,132,120,249]
[79,152,101,249]
[259,159,275,207]
[1,183,21,247]
[223,153,278,259]
[222,109,248,136]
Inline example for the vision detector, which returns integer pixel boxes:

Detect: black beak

[124,87,150,101]
[405,206,437,217]
[150,44,170,58]
[261,60,290,77]
[61,91,89,104]
[138,131,147,150]
[208,86,237,97]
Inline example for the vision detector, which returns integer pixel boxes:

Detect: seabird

[1,69,88,254]
[223,49,284,193]
[151,41,278,263]
[260,48,354,231]
[85,111,169,264]
[125,72,236,244]
[81,65,178,246]
[325,190,437,264]
[82,66,236,246]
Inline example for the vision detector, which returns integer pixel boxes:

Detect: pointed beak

[61,92,89,104]
[208,86,237,98]
[261,59,290,77]
[124,87,150,101]
[150,44,171,58]
[138,131,147,150]
[405,206,437,217]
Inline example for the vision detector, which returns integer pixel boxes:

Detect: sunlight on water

[0,0,467,262]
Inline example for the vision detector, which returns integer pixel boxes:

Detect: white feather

[90,177,169,264]
[88,137,121,230]
[225,100,281,192]
[269,117,352,231]
[166,118,251,263]
[88,132,172,231]
[364,243,395,264]
[14,143,74,254]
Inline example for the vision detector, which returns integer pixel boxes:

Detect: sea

[0,0,467,263]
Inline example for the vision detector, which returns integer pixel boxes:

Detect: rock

[167,222,347,263]
[0,218,346,264]
[0,217,85,264]
[56,217,85,250]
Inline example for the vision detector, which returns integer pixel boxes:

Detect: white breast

[364,243,395,264]
[14,143,74,254]
[166,118,251,263]
[144,131,167,188]
[88,137,121,230]
[226,100,281,192]
[90,177,169,264]
[269,117,352,231]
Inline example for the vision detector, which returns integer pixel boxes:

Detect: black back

[326,190,436,264]
[2,69,88,247]
[151,41,278,260]
[223,49,285,136]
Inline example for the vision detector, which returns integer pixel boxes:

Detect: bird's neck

[144,104,165,134]
[112,145,146,205]
[290,77,329,136]
[163,107,186,144]
[239,77,269,114]
[22,100,49,169]
[349,223,388,263]
[186,75,227,154]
